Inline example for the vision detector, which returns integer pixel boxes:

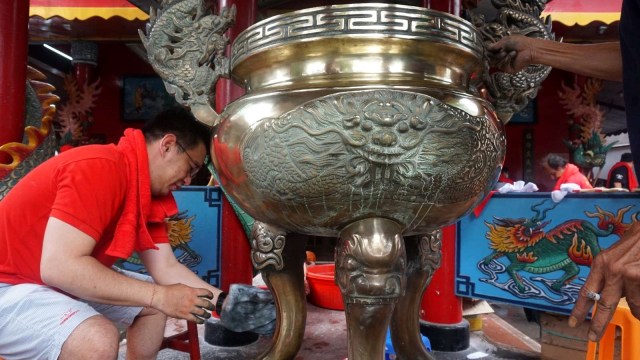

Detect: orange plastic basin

[306,263,344,311]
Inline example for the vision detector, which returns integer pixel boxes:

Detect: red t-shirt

[0,144,170,285]
[553,163,593,191]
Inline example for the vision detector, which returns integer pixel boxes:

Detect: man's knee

[60,316,120,360]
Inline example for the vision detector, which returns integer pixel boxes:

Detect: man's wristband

[215,292,227,315]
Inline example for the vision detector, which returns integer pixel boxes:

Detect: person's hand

[150,283,214,324]
[568,221,640,341]
[219,284,276,335]
[487,35,536,74]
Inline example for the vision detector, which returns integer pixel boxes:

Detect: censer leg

[250,221,308,360]
[335,218,406,360]
[390,230,442,360]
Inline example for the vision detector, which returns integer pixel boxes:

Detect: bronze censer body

[141,1,552,358]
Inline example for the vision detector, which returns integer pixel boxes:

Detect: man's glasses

[176,141,202,178]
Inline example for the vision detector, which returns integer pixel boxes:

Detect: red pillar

[425,0,462,16]
[419,224,469,351]
[216,0,257,292]
[421,225,463,324]
[0,0,30,163]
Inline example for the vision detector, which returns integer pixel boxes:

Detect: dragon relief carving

[242,90,504,213]
[139,0,236,126]
[467,0,554,122]
[250,222,286,271]
[417,230,442,274]
[0,67,59,199]
[558,76,615,176]
[56,74,101,147]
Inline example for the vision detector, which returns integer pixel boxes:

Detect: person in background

[498,166,514,185]
[489,10,640,341]
[541,153,593,191]
[0,107,274,360]
[606,152,638,190]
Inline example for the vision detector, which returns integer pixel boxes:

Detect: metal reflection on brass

[231,5,483,68]
[335,219,406,303]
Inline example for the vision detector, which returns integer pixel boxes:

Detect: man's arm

[139,243,224,303]
[40,217,213,322]
[489,35,623,82]
[140,243,277,335]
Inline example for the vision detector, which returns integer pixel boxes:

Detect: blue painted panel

[117,186,222,287]
[456,192,640,314]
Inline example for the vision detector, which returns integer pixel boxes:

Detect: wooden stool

[586,299,640,360]
[160,321,201,360]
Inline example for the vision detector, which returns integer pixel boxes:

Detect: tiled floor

[119,302,541,359]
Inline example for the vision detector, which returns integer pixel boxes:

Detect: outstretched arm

[489,35,623,82]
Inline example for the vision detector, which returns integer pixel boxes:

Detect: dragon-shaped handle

[139,0,236,127]
[466,0,555,123]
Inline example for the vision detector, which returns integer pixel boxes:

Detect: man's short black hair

[142,106,211,155]
[542,153,568,170]
[621,152,634,163]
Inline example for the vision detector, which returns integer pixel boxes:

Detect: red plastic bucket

[306,263,344,310]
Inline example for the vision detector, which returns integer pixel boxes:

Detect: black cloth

[621,0,640,179]
[607,165,632,189]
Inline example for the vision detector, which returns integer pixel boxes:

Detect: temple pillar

[0,0,30,163]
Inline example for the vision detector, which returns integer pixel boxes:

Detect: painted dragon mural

[481,200,633,295]
[120,212,203,270]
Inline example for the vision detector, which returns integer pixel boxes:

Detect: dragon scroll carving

[139,0,236,126]
[0,67,59,199]
[467,0,555,123]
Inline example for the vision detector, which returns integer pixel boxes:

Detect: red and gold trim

[30,0,148,20]
[542,0,621,26]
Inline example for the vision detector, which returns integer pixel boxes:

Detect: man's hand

[150,283,214,324]
[219,284,276,335]
[488,35,536,74]
[569,222,640,341]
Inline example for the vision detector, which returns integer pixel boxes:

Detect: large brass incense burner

[141,1,552,358]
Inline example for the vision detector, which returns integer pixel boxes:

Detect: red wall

[503,69,576,192]
[89,42,155,144]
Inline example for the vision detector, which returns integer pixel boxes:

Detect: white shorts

[0,267,151,360]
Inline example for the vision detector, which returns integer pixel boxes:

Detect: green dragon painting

[482,201,632,293]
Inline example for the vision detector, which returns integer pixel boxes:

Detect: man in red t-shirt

[541,153,593,191]
[0,108,274,359]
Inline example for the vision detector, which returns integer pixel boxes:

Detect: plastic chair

[160,321,201,360]
[586,300,640,360]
